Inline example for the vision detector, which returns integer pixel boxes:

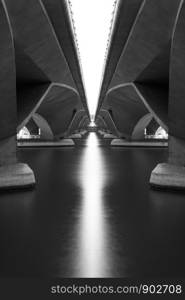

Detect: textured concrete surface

[18,139,75,148]
[111,139,168,148]
[103,134,117,139]
[0,163,35,189]
[96,0,181,139]
[0,0,89,188]
[0,0,17,141]
[69,134,82,139]
[150,163,185,190]
[67,110,87,136]
[3,0,89,138]
[99,110,119,137]
[95,0,185,189]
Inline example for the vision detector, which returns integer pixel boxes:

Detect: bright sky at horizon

[70,0,115,116]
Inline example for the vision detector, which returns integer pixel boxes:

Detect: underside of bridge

[1,0,185,282]
[0,0,90,189]
[96,0,185,190]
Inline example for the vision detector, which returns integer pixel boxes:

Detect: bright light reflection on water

[74,133,113,277]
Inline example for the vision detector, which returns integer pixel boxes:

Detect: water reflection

[1,134,185,277]
[74,133,113,277]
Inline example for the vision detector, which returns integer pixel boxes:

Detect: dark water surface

[0,133,185,278]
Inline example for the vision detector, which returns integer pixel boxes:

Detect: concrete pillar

[32,113,54,141]
[150,1,185,190]
[168,136,185,167]
[0,137,35,189]
[150,137,185,189]
[0,0,35,190]
[99,109,119,136]
[0,137,17,166]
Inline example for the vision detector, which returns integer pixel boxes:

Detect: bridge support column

[150,1,185,191]
[150,136,185,190]
[0,137,35,190]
